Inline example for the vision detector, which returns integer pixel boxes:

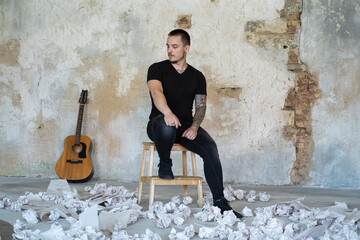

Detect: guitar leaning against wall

[56,90,94,182]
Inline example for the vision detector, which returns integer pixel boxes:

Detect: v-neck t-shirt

[147,60,207,122]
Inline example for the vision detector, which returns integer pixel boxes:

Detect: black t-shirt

[147,60,207,122]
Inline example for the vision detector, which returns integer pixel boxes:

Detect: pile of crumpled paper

[1,180,359,239]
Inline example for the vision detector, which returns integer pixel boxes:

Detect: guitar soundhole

[78,142,87,158]
[72,144,83,154]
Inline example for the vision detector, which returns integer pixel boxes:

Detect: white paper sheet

[79,204,99,230]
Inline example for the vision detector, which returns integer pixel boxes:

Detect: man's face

[166,35,190,64]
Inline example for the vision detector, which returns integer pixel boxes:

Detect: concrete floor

[1,176,360,239]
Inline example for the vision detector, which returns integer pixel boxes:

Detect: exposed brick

[288,20,301,27]
[285,13,300,21]
[285,58,320,186]
[297,167,308,176]
[287,26,297,34]
[299,93,316,100]
[296,71,308,79]
[296,99,310,107]
[287,63,303,71]
[295,119,306,128]
[297,85,308,92]
[297,78,309,86]
[289,54,299,63]
[308,84,319,92]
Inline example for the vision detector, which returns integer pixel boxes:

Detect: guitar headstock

[79,90,88,104]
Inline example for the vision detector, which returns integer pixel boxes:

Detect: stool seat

[137,142,203,207]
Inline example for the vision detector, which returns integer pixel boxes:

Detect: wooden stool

[137,142,203,207]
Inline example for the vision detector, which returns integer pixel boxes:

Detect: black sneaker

[214,197,243,219]
[158,163,174,179]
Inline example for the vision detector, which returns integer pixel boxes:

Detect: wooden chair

[137,142,203,207]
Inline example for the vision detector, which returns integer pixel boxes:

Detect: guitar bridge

[66,160,83,164]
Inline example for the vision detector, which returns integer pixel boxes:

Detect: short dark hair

[168,29,191,46]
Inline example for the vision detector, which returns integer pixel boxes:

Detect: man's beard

[169,53,185,64]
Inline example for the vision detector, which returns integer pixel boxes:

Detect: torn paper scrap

[46,179,71,196]
[99,210,131,231]
[79,204,99,230]
[39,223,67,240]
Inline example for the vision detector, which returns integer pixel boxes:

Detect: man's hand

[164,111,181,128]
[182,126,198,140]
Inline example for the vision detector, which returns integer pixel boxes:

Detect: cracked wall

[1,0,358,188]
[0,0,294,184]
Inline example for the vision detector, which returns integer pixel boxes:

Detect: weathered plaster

[1,0,298,184]
[301,0,360,187]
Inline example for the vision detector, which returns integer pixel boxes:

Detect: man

[146,29,242,219]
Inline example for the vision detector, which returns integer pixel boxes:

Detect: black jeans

[147,114,224,200]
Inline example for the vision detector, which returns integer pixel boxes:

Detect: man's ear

[184,45,190,53]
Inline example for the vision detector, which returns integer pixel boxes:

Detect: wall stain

[0,39,20,66]
[216,87,242,100]
[72,50,148,175]
[0,82,22,108]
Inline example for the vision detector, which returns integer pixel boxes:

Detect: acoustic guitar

[56,90,94,182]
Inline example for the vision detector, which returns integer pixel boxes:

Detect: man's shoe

[214,197,243,219]
[158,163,174,179]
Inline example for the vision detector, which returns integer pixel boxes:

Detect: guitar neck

[75,104,85,144]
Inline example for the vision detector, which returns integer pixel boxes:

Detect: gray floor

[1,176,360,239]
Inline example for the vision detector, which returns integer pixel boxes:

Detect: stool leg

[137,147,147,205]
[149,179,155,207]
[191,152,197,176]
[198,180,203,208]
[148,145,155,177]
[182,151,188,196]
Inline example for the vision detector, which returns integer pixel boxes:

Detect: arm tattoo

[192,94,206,129]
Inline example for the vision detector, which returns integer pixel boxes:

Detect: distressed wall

[0,0,360,188]
[1,0,358,188]
[0,0,296,184]
[301,0,360,188]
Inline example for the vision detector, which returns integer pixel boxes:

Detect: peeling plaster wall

[0,0,295,184]
[301,0,360,187]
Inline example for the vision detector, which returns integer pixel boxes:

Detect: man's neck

[170,59,188,73]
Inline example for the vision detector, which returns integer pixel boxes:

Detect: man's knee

[151,115,176,139]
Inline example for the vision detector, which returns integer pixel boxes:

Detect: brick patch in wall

[245,0,321,185]
[176,15,192,29]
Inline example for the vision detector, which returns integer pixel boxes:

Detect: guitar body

[56,135,94,182]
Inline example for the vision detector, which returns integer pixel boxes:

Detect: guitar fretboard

[75,104,85,144]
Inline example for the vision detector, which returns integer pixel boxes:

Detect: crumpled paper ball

[198,226,217,239]
[157,213,172,228]
[168,224,195,240]
[242,206,253,217]
[182,196,193,205]
[258,192,271,202]
[224,186,236,202]
[22,209,39,224]
[246,190,257,203]
[194,203,222,222]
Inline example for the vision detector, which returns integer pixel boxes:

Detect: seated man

[146,29,242,219]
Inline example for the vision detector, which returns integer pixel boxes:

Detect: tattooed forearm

[192,94,206,129]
